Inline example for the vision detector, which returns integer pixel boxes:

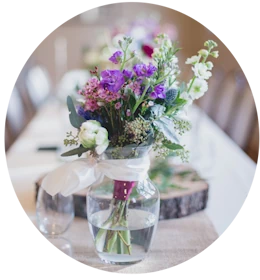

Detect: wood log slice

[35,165,208,220]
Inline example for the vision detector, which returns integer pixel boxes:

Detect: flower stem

[120,45,129,71]
[117,231,131,255]
[187,76,196,94]
[132,84,150,114]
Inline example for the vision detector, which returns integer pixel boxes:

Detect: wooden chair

[196,69,258,162]
[25,65,51,110]
[5,87,28,150]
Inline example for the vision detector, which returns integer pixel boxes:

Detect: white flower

[172,56,178,64]
[206,61,214,70]
[185,55,201,65]
[204,40,218,48]
[95,127,109,154]
[81,120,101,133]
[188,78,208,99]
[210,51,219,58]
[198,49,209,57]
[192,63,212,80]
[148,101,154,107]
[181,91,193,107]
[78,120,109,154]
[165,38,172,48]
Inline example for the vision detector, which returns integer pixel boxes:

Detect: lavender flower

[123,69,133,79]
[100,70,125,93]
[133,63,157,77]
[109,51,123,64]
[150,84,166,99]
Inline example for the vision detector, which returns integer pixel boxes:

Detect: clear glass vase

[87,146,160,264]
[36,188,75,235]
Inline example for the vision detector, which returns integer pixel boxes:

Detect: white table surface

[6,99,256,237]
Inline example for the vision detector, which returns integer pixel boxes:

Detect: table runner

[42,213,218,273]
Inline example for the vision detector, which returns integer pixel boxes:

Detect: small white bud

[210,51,219,58]
[198,49,209,57]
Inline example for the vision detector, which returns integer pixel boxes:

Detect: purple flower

[109,51,123,64]
[133,63,157,77]
[150,84,166,99]
[100,70,125,93]
[155,84,166,98]
[146,63,157,76]
[123,69,133,79]
[76,105,103,123]
[150,91,158,99]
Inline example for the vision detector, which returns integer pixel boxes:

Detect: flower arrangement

[43,34,219,263]
[62,34,219,160]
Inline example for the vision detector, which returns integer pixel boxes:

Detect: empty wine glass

[36,188,75,235]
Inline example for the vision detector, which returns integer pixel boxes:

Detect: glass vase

[36,188,75,235]
[87,146,160,264]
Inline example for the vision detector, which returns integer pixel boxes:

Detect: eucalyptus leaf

[61,146,89,157]
[153,116,179,143]
[67,96,86,129]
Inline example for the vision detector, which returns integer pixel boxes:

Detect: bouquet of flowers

[63,34,218,160]
[42,34,218,263]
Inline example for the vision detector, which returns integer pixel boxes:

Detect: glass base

[97,252,145,265]
[98,252,144,265]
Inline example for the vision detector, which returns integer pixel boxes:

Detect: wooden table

[6,99,256,272]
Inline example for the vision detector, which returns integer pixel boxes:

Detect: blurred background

[5,2,258,162]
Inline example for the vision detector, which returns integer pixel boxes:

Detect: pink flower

[115,102,122,110]
[126,109,131,116]
[93,91,99,98]
[106,96,114,102]
[84,77,100,96]
[99,89,108,100]
[128,81,141,95]
[85,99,99,112]
[112,92,121,100]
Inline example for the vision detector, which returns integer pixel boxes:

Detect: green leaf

[61,146,89,157]
[129,94,137,111]
[153,116,179,143]
[67,96,86,129]
[166,98,187,116]
[150,104,165,118]
[163,141,183,150]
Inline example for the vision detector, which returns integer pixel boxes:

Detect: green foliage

[67,96,85,129]
[163,141,183,150]
[153,116,179,143]
[61,145,89,157]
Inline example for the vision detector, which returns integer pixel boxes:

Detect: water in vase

[88,209,157,264]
